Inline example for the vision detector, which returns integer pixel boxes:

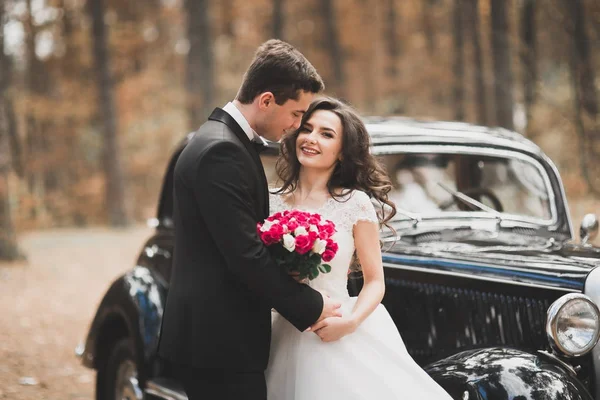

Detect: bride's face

[295,110,343,172]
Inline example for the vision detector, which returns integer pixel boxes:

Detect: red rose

[260,231,277,245]
[326,239,339,253]
[318,224,334,239]
[294,235,313,254]
[272,212,282,220]
[287,220,299,231]
[308,231,318,241]
[308,216,320,225]
[322,249,336,262]
[295,213,308,223]
[269,224,284,241]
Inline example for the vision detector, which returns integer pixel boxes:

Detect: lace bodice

[269,190,379,300]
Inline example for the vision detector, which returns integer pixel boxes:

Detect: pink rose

[318,222,336,239]
[287,220,299,231]
[260,231,277,245]
[326,239,339,253]
[308,216,320,225]
[269,224,284,242]
[294,235,313,255]
[295,213,308,223]
[322,249,336,262]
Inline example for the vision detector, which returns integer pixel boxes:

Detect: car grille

[383,278,557,363]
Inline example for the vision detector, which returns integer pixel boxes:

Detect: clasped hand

[310,315,357,342]
[305,290,356,342]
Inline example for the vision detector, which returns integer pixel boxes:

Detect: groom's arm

[191,140,323,331]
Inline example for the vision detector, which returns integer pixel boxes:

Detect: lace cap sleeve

[351,190,379,226]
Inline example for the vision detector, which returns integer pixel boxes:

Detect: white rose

[309,225,319,233]
[260,220,274,232]
[294,226,308,236]
[282,234,296,252]
[312,239,327,255]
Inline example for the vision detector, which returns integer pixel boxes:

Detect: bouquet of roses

[257,209,339,281]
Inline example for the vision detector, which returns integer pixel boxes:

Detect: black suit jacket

[157,108,323,371]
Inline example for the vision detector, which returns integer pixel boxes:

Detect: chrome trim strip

[383,262,580,293]
[145,379,188,400]
[537,350,578,376]
[583,266,600,398]
[544,152,575,239]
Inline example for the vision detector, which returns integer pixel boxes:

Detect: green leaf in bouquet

[308,266,319,280]
[318,264,332,274]
[309,253,321,263]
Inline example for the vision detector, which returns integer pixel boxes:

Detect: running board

[145,377,187,400]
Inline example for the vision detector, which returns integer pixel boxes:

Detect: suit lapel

[208,108,269,219]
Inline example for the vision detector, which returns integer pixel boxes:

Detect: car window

[381,152,552,221]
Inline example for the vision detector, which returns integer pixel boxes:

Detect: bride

[266,97,453,399]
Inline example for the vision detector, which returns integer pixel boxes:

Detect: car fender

[80,266,166,378]
[424,347,593,400]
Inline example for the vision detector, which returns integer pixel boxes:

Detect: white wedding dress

[266,190,453,400]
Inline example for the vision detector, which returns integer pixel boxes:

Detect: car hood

[382,234,600,292]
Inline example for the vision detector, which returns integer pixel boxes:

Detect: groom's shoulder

[176,122,244,170]
[193,119,238,144]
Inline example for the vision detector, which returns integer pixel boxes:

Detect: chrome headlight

[546,293,600,357]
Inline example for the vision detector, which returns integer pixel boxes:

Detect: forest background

[1,0,600,259]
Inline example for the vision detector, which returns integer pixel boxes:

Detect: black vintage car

[77,118,600,400]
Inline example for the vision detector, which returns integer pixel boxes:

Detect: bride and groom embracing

[157,39,453,400]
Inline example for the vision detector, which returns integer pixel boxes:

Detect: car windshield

[375,151,553,223]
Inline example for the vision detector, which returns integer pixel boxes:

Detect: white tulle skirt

[265,297,453,400]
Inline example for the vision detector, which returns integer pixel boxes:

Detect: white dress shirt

[222,102,268,147]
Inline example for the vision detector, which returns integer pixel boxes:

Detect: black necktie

[252,140,268,154]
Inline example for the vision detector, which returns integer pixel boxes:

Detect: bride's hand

[311,316,357,342]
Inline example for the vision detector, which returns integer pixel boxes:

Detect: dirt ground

[0,226,153,400]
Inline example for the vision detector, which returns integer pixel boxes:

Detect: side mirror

[580,214,599,245]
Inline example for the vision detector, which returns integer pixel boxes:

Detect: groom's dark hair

[236,39,325,105]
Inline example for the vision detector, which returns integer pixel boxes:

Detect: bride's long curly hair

[275,97,396,229]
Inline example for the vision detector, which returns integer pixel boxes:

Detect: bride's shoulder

[339,188,370,203]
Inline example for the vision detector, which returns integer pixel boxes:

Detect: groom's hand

[306,291,342,331]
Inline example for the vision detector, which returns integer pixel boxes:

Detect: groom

[157,40,342,400]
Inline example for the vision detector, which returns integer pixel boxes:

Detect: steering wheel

[439,188,504,212]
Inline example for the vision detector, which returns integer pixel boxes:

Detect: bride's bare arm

[311,219,384,342]
[348,220,385,324]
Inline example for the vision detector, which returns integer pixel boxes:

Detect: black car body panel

[425,347,593,400]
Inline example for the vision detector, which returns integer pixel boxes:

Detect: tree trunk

[465,0,487,125]
[24,0,43,198]
[520,0,536,133]
[272,0,284,39]
[422,0,437,56]
[88,0,129,226]
[566,0,600,196]
[490,0,515,129]
[0,0,23,261]
[385,0,400,79]
[184,0,214,130]
[321,0,345,99]
[220,0,234,37]
[452,0,465,121]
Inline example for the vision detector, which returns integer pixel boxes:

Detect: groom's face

[260,91,314,142]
